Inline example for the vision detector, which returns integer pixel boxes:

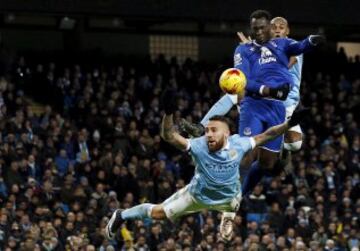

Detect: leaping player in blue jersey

[236,16,304,175]
[180,10,324,196]
[105,89,308,242]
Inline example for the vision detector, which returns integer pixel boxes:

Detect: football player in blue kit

[180,10,324,196]
[105,89,308,241]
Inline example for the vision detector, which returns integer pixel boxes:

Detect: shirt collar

[252,40,261,47]
[223,140,230,151]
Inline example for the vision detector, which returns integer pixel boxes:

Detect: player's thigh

[260,102,286,152]
[238,105,263,137]
[285,128,302,143]
[258,147,279,169]
[162,185,205,221]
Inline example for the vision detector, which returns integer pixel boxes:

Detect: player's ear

[286,27,290,36]
[224,128,230,137]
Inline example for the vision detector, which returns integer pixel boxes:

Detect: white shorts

[162,185,241,221]
[285,104,302,134]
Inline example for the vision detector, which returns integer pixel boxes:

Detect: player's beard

[208,136,226,152]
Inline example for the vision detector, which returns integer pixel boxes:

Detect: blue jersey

[234,37,314,151]
[284,54,303,107]
[188,135,254,205]
[233,37,313,96]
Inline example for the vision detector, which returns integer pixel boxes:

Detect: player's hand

[237,32,251,44]
[309,34,326,46]
[161,88,178,115]
[288,56,298,68]
[268,83,290,100]
[288,108,311,127]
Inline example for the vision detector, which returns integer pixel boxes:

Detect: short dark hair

[208,115,233,130]
[250,9,272,21]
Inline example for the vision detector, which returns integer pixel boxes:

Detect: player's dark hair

[208,115,235,132]
[250,10,272,21]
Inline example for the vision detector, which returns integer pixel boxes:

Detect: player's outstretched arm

[253,122,289,146]
[254,108,310,146]
[161,114,189,151]
[286,34,326,55]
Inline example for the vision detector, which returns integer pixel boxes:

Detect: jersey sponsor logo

[259,46,277,65]
[244,127,252,136]
[205,162,238,173]
[234,53,242,65]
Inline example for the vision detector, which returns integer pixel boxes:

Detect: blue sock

[121,203,154,220]
[200,94,236,126]
[242,161,265,196]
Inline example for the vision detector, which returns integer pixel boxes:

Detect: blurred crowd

[0,47,358,251]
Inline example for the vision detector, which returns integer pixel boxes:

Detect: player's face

[205,121,230,152]
[271,21,289,38]
[250,18,271,44]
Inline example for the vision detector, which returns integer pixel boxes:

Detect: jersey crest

[229,149,238,160]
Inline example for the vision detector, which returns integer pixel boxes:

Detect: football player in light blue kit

[105,90,307,241]
[271,17,303,152]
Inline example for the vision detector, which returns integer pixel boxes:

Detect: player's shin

[121,203,155,220]
[241,161,265,196]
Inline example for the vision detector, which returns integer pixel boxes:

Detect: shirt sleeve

[186,139,191,151]
[188,137,205,155]
[233,45,264,94]
[285,37,315,56]
[232,135,256,153]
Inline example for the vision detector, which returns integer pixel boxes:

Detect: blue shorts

[238,97,286,152]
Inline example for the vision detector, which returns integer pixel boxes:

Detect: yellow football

[219,68,247,95]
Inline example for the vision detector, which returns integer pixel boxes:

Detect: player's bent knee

[150,205,166,220]
[284,140,302,152]
[285,129,302,143]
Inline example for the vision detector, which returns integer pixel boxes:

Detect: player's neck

[221,140,230,151]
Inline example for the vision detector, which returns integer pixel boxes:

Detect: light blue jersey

[284,54,303,108]
[187,135,254,205]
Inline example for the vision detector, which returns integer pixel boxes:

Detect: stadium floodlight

[4,13,15,23]
[59,16,76,30]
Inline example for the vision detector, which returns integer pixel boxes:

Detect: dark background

[0,0,359,64]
